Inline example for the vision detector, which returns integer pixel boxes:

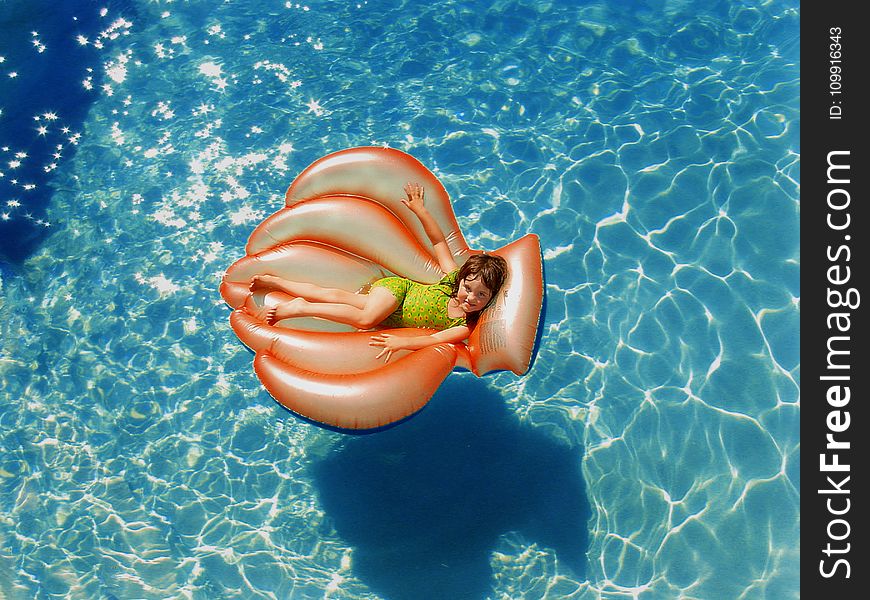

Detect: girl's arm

[369,326,470,362]
[402,183,458,274]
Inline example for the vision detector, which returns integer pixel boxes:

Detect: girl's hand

[369,333,407,363]
[401,181,457,273]
[401,182,426,214]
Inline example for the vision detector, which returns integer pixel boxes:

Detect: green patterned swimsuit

[371,269,467,330]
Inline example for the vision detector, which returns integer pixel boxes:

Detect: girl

[248,183,508,363]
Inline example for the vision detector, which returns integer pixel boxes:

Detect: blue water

[0,0,137,264]
[0,1,799,598]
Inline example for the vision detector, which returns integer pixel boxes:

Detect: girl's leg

[251,275,367,309]
[270,286,399,329]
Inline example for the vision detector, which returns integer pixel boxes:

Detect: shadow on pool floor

[311,376,588,600]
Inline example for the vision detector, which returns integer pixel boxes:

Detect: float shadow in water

[311,377,588,600]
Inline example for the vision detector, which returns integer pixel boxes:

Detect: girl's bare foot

[244,301,275,323]
[268,297,307,325]
[249,274,282,292]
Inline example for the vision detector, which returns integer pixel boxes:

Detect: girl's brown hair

[450,253,509,326]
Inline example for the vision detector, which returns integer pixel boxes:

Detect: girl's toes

[249,275,270,292]
[244,299,273,323]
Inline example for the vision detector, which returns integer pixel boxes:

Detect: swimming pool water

[0,0,799,598]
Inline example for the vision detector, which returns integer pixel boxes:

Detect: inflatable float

[221,146,543,430]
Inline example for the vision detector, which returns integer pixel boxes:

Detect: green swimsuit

[371,270,467,330]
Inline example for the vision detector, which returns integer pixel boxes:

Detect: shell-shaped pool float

[221,147,543,431]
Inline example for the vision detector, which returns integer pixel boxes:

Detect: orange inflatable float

[221,146,543,430]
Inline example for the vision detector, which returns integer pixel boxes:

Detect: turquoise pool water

[0,0,799,598]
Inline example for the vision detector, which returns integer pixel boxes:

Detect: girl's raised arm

[401,183,458,274]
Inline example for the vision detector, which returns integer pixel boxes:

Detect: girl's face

[456,276,493,313]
